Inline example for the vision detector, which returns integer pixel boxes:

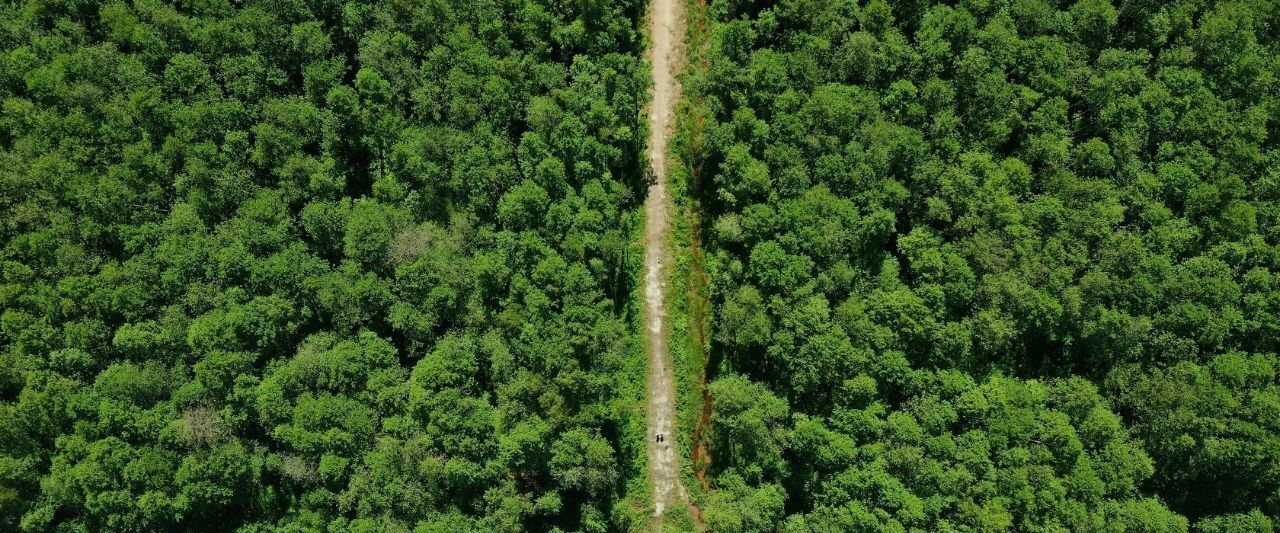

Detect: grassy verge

[666,189,710,505]
[667,0,715,518]
[614,207,654,531]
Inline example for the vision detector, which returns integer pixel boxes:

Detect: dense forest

[679,0,1280,531]
[0,0,653,531]
[4,0,1280,531]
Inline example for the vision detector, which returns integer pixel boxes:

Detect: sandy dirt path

[643,0,688,520]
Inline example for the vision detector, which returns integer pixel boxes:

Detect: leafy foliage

[0,0,647,531]
[683,0,1280,530]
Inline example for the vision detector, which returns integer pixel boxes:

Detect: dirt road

[643,0,688,520]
